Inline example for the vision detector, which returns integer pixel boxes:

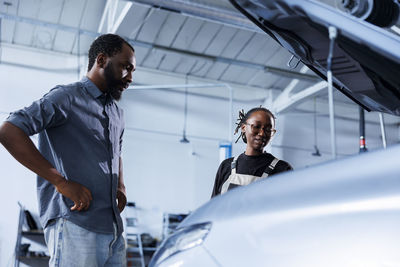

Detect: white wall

[274,111,399,168]
[1,53,399,265]
[119,88,255,237]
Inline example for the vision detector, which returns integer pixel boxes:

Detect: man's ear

[96,53,107,68]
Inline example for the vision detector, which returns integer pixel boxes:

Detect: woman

[211,107,292,197]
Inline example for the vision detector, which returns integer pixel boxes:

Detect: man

[0,34,136,266]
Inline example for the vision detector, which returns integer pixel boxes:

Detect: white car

[150,0,400,266]
[150,144,400,267]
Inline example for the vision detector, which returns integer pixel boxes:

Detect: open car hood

[229,0,400,115]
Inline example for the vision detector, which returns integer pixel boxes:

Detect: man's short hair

[87,34,135,71]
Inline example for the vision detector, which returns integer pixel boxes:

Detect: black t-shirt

[211,152,293,197]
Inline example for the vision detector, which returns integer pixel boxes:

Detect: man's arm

[117,156,127,212]
[0,122,92,211]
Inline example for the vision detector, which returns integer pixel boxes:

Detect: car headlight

[149,222,212,266]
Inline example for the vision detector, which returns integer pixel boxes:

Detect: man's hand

[117,186,127,213]
[55,179,93,211]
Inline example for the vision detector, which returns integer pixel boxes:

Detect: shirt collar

[80,76,105,99]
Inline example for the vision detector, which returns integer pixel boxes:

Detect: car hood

[229,0,400,115]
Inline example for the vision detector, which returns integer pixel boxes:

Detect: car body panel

[156,245,220,267]
[200,210,400,267]
[173,145,400,266]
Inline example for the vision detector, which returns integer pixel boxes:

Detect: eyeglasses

[245,123,276,136]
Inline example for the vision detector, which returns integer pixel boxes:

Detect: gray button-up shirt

[7,77,125,235]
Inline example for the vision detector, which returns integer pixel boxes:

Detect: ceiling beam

[0,12,319,82]
[128,0,260,32]
[111,1,133,33]
[107,0,119,32]
[98,0,113,33]
[272,81,327,114]
[269,65,327,113]
[98,0,133,33]
[144,44,320,82]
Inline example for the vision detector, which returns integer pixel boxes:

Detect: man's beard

[104,62,125,101]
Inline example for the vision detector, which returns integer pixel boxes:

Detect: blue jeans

[44,218,126,267]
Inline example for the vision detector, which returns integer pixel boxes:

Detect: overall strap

[263,157,280,177]
[230,155,240,175]
[221,155,240,194]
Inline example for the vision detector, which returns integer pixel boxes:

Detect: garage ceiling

[0,0,399,114]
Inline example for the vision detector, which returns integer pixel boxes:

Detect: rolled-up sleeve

[6,87,71,136]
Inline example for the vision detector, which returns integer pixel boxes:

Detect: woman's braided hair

[234,106,275,143]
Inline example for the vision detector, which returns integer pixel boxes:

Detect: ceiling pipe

[327,26,337,159]
[379,112,387,149]
[0,60,77,73]
[359,106,368,153]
